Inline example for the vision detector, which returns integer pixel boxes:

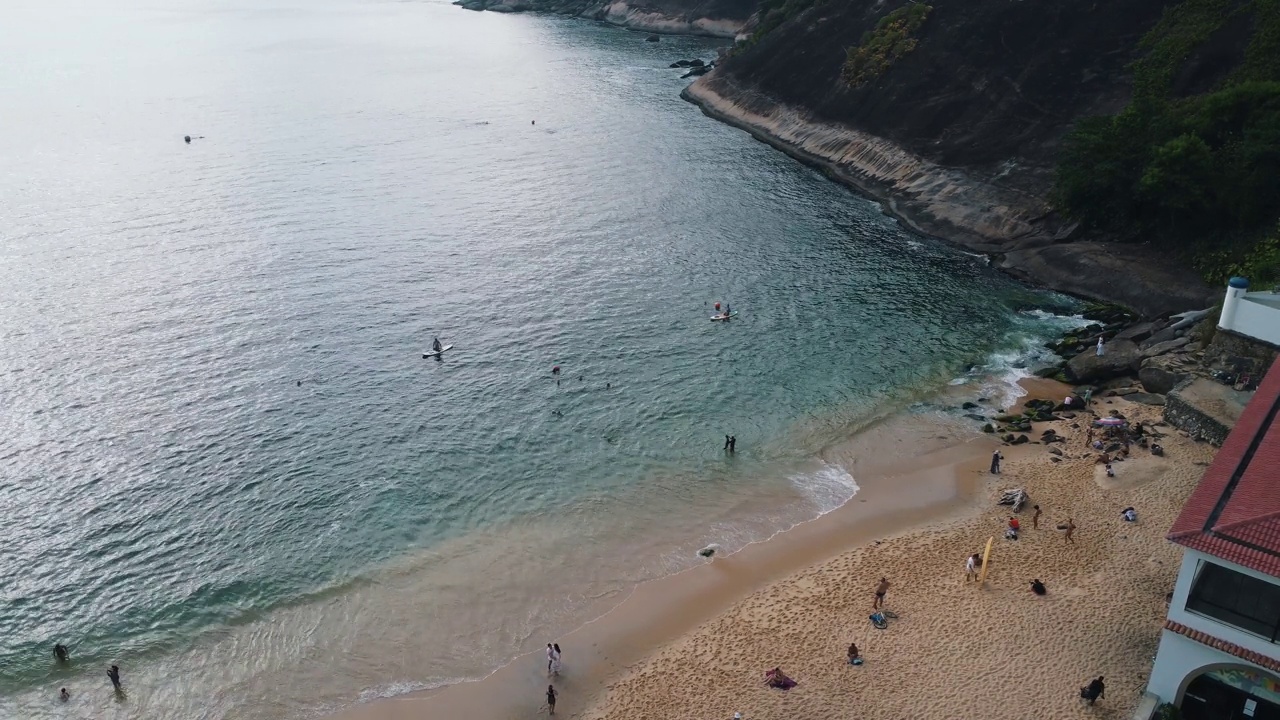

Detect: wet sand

[331,406,1004,720]
[335,381,1213,720]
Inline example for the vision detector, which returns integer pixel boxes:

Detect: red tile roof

[1165,620,1280,673]
[1168,360,1280,576]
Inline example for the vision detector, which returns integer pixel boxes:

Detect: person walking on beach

[1096,337,1105,356]
[1081,676,1105,705]
[107,665,122,691]
[1065,518,1076,544]
[550,644,562,675]
[546,685,558,715]
[989,450,1002,474]
[965,553,981,582]
[873,577,890,609]
[1032,504,1042,529]
[546,644,556,674]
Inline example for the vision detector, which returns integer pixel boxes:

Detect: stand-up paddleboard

[710,312,738,321]
[977,536,994,585]
[422,344,454,358]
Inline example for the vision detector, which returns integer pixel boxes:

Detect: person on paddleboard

[432,337,442,353]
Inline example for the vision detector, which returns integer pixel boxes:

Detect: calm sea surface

[0,0,1079,717]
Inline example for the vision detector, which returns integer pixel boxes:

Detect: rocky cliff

[454,0,757,37]
[685,0,1224,316]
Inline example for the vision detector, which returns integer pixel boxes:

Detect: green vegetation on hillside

[841,3,932,87]
[741,0,823,49]
[1054,0,1280,283]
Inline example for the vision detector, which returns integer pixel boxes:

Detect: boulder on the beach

[982,423,995,433]
[1139,357,1191,395]
[1142,336,1191,358]
[1065,339,1142,383]
[1011,434,1030,445]
[1116,320,1160,344]
[1128,392,1167,406]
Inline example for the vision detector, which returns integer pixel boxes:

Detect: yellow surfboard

[977,536,994,585]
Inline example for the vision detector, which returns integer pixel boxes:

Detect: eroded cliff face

[455,0,756,37]
[686,0,1220,315]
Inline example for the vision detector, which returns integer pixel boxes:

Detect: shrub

[841,3,932,87]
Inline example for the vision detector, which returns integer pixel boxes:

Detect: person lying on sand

[764,668,797,689]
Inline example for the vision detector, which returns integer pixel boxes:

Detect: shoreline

[329,379,1047,720]
[453,0,750,39]
[680,75,1214,318]
[580,388,1216,720]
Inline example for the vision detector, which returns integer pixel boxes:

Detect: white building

[1147,358,1280,719]
[1219,276,1280,347]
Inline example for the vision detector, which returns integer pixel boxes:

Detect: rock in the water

[689,58,705,67]
[681,65,711,78]
[670,61,690,68]
[982,424,995,433]
[698,545,718,557]
[1065,339,1141,383]
[962,401,979,410]
[646,34,660,42]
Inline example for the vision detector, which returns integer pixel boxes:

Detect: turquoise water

[0,0,1078,717]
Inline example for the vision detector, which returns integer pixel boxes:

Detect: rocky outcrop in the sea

[454,0,755,38]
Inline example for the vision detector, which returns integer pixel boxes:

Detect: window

[1186,561,1280,642]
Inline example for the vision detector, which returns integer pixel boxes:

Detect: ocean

[0,0,1081,717]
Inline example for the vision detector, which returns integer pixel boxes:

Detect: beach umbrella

[1095,417,1127,427]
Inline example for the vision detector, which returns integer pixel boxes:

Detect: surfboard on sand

[710,312,738,321]
[977,536,994,585]
[422,344,454,358]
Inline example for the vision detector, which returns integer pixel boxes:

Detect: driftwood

[998,488,1029,513]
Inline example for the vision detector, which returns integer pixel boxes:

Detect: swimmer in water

[184,135,191,144]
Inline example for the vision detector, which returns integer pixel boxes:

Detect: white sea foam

[788,461,860,515]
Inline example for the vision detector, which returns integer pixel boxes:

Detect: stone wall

[1202,328,1279,381]
[1163,378,1249,446]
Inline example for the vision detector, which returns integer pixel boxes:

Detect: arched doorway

[1181,666,1280,720]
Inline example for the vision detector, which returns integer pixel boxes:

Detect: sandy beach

[580,384,1215,720]
[332,380,1215,720]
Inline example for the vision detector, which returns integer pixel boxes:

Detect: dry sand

[580,390,1216,720]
